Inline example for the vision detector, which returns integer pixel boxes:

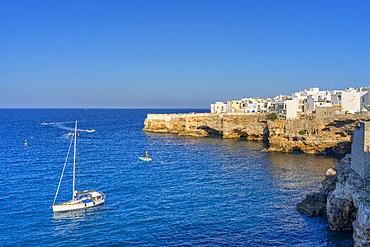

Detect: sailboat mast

[72,120,77,199]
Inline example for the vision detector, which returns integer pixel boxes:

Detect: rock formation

[297,154,370,246]
[296,166,338,216]
[267,118,356,155]
[296,192,328,216]
[143,113,268,140]
[144,112,367,156]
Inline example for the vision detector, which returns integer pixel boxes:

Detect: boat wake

[42,121,95,133]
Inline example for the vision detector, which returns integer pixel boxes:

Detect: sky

[1,0,370,108]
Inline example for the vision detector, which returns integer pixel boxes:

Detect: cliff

[144,113,370,244]
[297,155,370,246]
[144,113,368,156]
[144,113,268,140]
[267,117,357,155]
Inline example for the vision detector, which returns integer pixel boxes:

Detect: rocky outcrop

[144,113,367,156]
[267,117,360,155]
[320,170,338,195]
[353,203,370,246]
[297,154,370,246]
[327,196,356,230]
[296,168,338,216]
[143,113,268,141]
[296,192,328,216]
[327,156,370,246]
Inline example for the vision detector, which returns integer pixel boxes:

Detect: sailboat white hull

[53,198,105,212]
[53,190,105,213]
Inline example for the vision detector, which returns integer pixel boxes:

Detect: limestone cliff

[298,155,370,246]
[267,117,357,155]
[143,113,268,141]
[327,155,370,246]
[144,112,367,156]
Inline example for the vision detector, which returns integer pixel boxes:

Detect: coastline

[297,154,370,246]
[143,112,369,157]
[143,112,370,246]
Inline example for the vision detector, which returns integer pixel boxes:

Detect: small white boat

[52,120,105,213]
[138,156,153,162]
[139,150,152,162]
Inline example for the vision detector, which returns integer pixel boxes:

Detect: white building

[303,87,332,112]
[341,88,368,114]
[284,91,307,119]
[242,97,267,113]
[268,95,286,117]
[210,86,369,117]
[285,98,299,119]
[210,102,227,113]
[330,90,345,107]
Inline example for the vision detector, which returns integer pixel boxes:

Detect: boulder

[326,168,337,176]
[297,192,327,216]
[326,195,356,230]
[320,172,338,195]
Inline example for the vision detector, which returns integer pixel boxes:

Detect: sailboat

[52,120,105,213]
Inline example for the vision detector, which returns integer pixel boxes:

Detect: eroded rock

[144,113,366,156]
[297,192,327,216]
[327,196,356,230]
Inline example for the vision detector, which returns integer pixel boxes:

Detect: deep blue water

[0,109,353,246]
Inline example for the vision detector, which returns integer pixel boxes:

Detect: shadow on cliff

[327,119,360,136]
[327,119,356,128]
[198,126,223,137]
[320,141,352,159]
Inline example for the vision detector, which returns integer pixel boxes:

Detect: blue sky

[1,0,369,108]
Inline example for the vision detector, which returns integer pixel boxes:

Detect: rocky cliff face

[144,113,366,156]
[297,154,370,246]
[144,113,268,140]
[296,169,338,216]
[267,118,358,155]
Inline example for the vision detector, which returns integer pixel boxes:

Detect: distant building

[330,90,344,106]
[268,95,286,117]
[210,102,227,113]
[242,97,267,113]
[227,100,244,113]
[302,87,331,112]
[315,105,335,118]
[285,98,299,119]
[341,88,368,114]
[209,85,370,117]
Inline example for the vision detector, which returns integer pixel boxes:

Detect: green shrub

[267,113,278,121]
[299,130,306,135]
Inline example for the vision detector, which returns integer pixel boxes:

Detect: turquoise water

[0,109,353,246]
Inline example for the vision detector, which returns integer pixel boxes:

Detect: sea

[0,109,354,246]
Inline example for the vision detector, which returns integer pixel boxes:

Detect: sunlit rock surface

[144,113,366,156]
[144,113,268,140]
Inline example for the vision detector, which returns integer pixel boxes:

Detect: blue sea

[0,109,353,246]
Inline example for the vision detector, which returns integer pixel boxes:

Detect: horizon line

[0,107,210,110]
